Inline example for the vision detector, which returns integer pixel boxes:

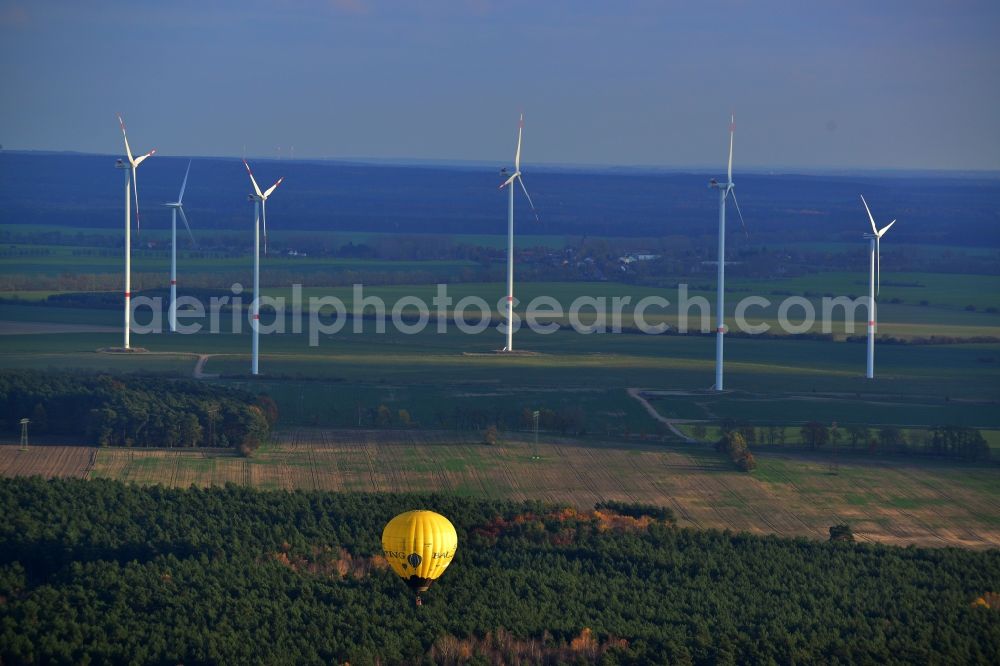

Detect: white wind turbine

[497,113,539,352]
[708,114,747,391]
[860,195,896,380]
[164,161,195,333]
[243,160,283,376]
[115,115,155,350]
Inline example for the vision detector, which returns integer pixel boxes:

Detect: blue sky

[1,0,998,170]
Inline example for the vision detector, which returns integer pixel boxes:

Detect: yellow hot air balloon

[382,510,457,602]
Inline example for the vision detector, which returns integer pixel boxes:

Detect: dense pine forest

[1,477,997,664]
[0,370,275,452]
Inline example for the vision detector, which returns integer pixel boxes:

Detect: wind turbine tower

[498,113,539,352]
[707,114,746,391]
[860,195,896,379]
[164,161,195,333]
[243,160,283,376]
[115,115,155,350]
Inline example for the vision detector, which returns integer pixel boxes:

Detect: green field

[6,224,1000,320]
[5,275,1000,340]
[0,223,580,250]
[0,244,479,276]
[2,225,999,441]
[0,306,997,434]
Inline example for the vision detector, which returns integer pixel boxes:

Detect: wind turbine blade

[261,199,268,256]
[860,195,877,234]
[263,177,283,199]
[117,114,134,163]
[498,172,518,190]
[178,160,192,204]
[517,175,539,222]
[727,114,734,184]
[729,190,748,238]
[879,219,896,236]
[875,237,881,297]
[131,168,141,235]
[244,160,264,198]
[178,206,195,246]
[133,149,155,167]
[514,113,524,173]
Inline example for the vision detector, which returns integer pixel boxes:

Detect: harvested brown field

[1,428,998,549]
[0,445,94,478]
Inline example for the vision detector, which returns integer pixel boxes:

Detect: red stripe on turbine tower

[170,280,177,285]
[717,326,725,333]
[253,314,260,320]
[124,292,131,297]
[506,296,513,302]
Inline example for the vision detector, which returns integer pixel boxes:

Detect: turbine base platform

[98,347,150,354]
[461,350,543,356]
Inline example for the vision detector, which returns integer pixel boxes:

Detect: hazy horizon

[6,147,1000,179]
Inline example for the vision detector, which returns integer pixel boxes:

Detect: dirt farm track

[2,428,998,550]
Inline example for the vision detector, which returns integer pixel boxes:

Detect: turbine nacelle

[499,170,521,190]
[116,114,155,167]
[497,114,538,221]
[164,161,195,246]
[711,114,745,236]
[116,114,154,233]
[243,159,283,256]
[859,194,897,297]
[243,159,282,201]
[860,194,895,238]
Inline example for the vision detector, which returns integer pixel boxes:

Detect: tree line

[692,419,991,463]
[0,370,276,453]
[0,477,997,664]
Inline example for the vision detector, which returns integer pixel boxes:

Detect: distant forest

[0,370,275,452]
[2,152,999,246]
[1,477,998,664]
